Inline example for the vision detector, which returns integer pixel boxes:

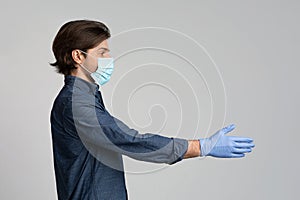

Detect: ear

[72,49,85,64]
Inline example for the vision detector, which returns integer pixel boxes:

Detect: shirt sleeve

[65,97,188,166]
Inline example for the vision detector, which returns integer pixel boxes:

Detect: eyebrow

[97,47,110,52]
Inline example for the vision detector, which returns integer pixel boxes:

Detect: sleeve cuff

[168,138,188,165]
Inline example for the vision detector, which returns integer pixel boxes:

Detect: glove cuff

[199,138,207,157]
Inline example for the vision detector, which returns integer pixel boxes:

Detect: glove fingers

[233,141,255,148]
[230,136,253,142]
[230,153,245,158]
[232,147,252,154]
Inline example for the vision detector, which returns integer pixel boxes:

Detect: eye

[99,51,106,56]
[97,49,110,57]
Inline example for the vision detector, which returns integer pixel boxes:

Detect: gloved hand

[199,124,255,158]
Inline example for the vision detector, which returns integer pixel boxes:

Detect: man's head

[50,19,111,76]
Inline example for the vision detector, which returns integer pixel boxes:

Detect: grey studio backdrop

[0,0,299,199]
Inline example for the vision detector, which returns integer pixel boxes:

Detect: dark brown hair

[50,20,111,75]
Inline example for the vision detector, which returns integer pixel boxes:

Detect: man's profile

[49,19,255,199]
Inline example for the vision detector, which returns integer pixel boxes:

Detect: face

[82,39,111,72]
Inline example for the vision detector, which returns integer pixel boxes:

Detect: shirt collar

[64,75,99,95]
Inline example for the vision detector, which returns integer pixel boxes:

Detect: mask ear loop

[78,49,98,59]
[79,63,93,74]
[77,50,96,74]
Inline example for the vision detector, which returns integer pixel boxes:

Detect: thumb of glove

[222,124,235,135]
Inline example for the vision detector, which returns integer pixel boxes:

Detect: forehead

[94,39,109,50]
[87,39,110,54]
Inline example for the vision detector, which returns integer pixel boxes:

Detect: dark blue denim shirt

[50,75,188,200]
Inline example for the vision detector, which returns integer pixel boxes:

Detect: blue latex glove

[199,124,255,158]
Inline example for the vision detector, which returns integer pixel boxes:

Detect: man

[50,19,255,200]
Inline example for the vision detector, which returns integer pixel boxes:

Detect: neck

[71,67,94,84]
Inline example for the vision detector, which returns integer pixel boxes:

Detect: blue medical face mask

[79,50,114,86]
